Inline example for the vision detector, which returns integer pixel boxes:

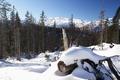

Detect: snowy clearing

[0,43,120,80]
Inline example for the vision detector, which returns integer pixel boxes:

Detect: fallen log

[57,61,78,75]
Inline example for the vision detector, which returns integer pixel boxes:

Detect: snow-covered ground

[0,43,120,80]
[90,43,120,57]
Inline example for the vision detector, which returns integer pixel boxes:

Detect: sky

[7,0,120,21]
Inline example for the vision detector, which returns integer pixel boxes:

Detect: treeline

[0,0,120,59]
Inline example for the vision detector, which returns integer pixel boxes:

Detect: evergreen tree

[24,11,30,52]
[112,6,120,43]
[10,6,15,26]
[113,6,120,24]
[40,11,45,25]
[29,14,36,53]
[103,18,109,43]
[53,21,56,28]
[0,0,11,58]
[24,11,36,54]
[15,12,21,60]
[69,14,75,28]
[10,6,16,56]
[39,11,45,52]
[99,10,105,50]
[24,11,34,24]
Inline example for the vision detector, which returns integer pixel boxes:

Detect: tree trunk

[62,28,68,50]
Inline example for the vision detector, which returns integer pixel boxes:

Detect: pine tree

[10,6,15,26]
[25,11,34,24]
[10,6,16,56]
[15,12,21,60]
[25,11,30,52]
[112,6,120,43]
[53,21,56,28]
[24,11,36,53]
[99,10,105,50]
[69,14,75,28]
[0,0,11,58]
[113,6,120,24]
[39,11,45,52]
[30,14,36,53]
[104,18,109,43]
[68,14,75,46]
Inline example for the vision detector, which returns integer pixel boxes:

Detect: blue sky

[7,0,120,21]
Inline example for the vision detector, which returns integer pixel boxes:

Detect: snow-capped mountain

[45,17,113,28]
[45,17,100,28]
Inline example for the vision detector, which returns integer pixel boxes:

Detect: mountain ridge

[45,17,99,28]
[45,17,112,28]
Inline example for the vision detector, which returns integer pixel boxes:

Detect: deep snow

[0,43,120,80]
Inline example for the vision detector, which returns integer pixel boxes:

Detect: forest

[0,0,120,59]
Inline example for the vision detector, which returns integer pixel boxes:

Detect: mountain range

[45,17,112,28]
[45,17,99,28]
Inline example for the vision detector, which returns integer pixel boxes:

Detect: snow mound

[40,46,104,80]
[59,46,105,65]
